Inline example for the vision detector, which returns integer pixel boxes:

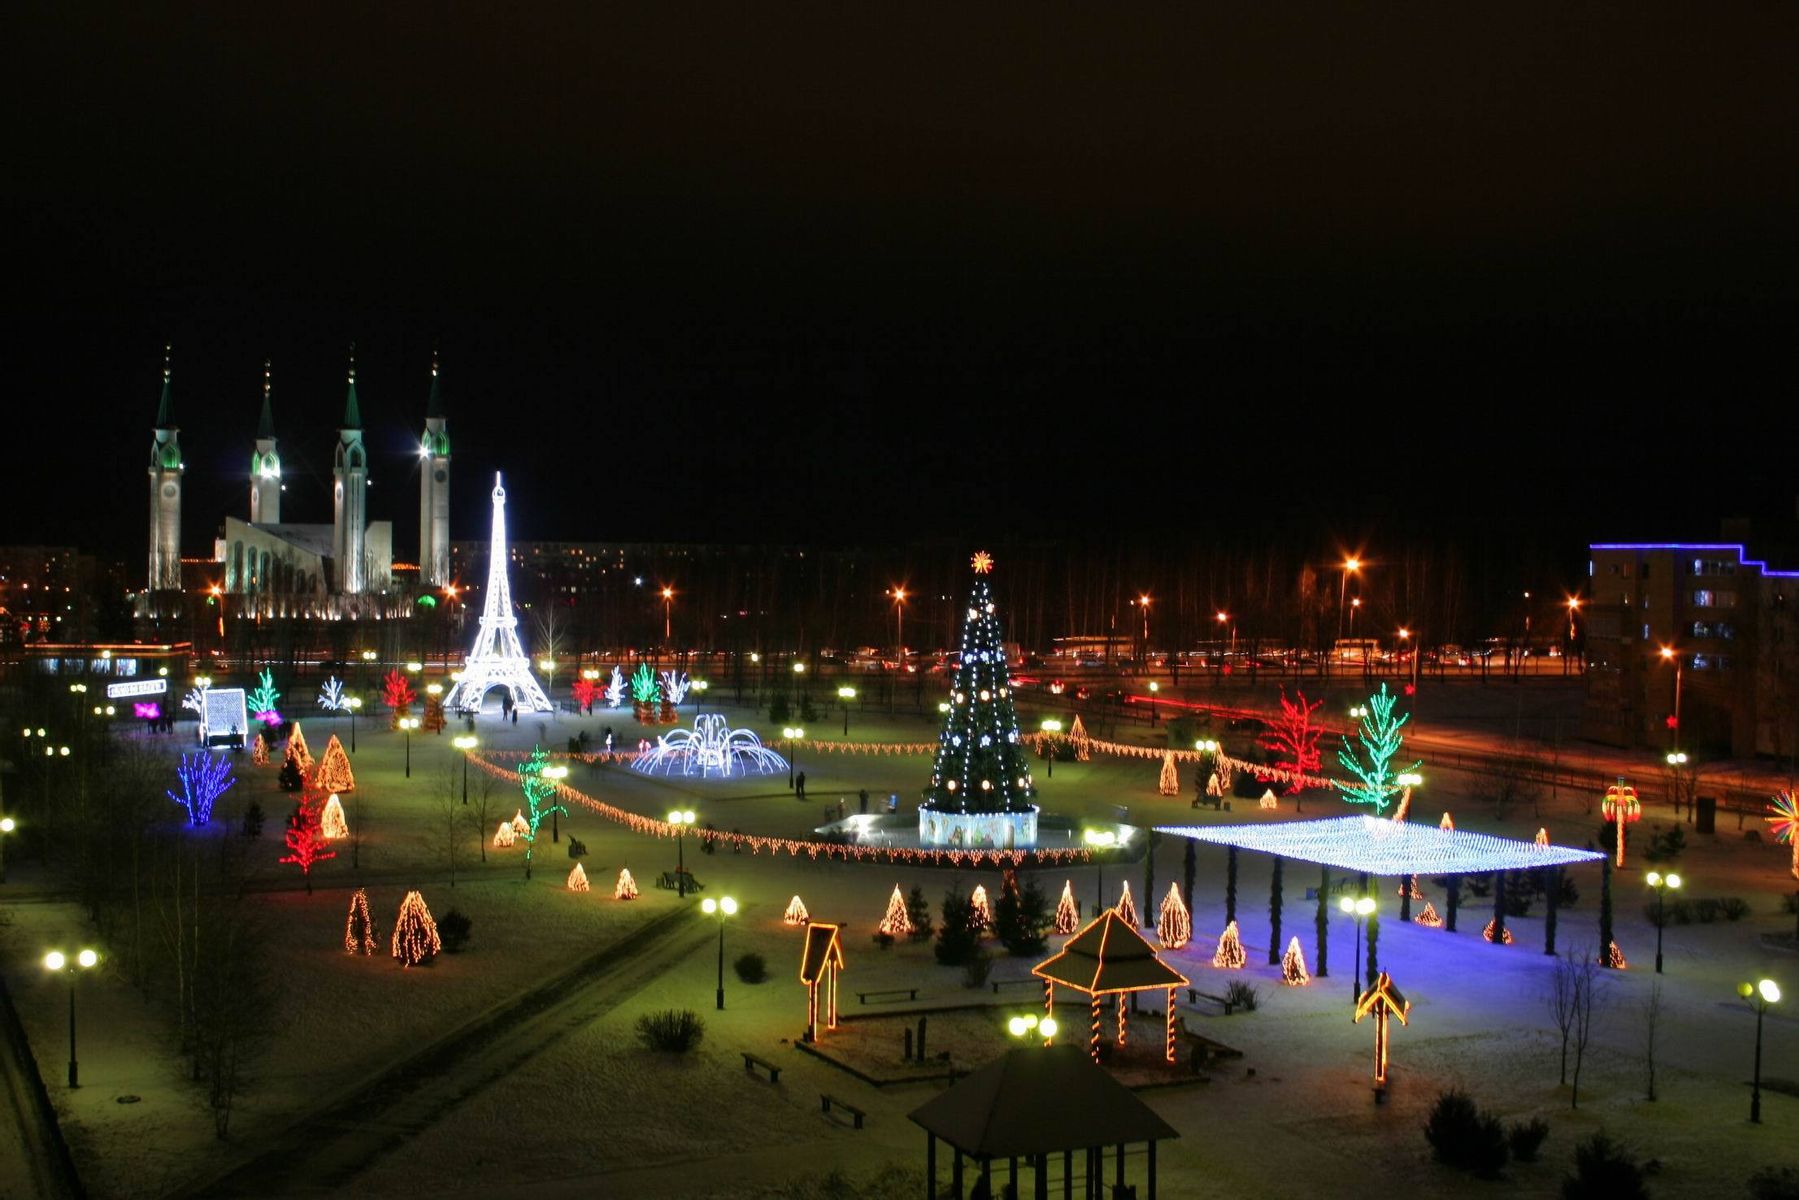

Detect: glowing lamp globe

[77,949,98,968]
[43,951,65,971]
[1039,1017,1058,1038]
[1761,980,1782,1003]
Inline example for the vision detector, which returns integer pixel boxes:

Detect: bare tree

[1641,979,1664,1102]
[1569,948,1605,1109]
[465,770,496,865]
[1547,947,1580,1086]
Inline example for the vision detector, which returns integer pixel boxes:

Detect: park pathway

[175,905,710,1199]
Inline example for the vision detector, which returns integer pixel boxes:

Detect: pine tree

[391,890,441,967]
[1157,752,1179,796]
[921,552,1036,823]
[993,879,1050,956]
[1225,846,1239,925]
[904,885,932,940]
[935,888,980,966]
[1156,882,1191,949]
[422,693,446,733]
[969,884,994,931]
[1269,857,1284,965]
[313,734,355,793]
[1053,880,1079,934]
[1315,865,1330,978]
[878,885,914,937]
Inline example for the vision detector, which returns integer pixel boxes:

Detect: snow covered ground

[2,697,1795,1197]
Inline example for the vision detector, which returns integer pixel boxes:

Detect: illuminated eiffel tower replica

[446,473,552,715]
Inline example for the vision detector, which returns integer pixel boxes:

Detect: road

[175,905,708,1199]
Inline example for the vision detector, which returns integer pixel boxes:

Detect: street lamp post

[889,587,907,714]
[1659,646,1684,754]
[1645,871,1682,974]
[661,586,675,646]
[345,695,362,752]
[783,727,803,789]
[1040,718,1062,778]
[1737,978,1782,1123]
[453,734,477,803]
[544,764,568,841]
[838,686,856,736]
[43,948,98,1087]
[702,896,738,1010]
[0,815,15,884]
[1664,751,1691,820]
[538,658,557,703]
[1338,557,1361,644]
[1147,680,1159,725]
[1339,895,1375,1011]
[668,809,696,896]
[1137,594,1152,669]
[399,716,420,778]
[1083,829,1117,912]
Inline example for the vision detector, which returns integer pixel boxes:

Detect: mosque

[138,348,451,621]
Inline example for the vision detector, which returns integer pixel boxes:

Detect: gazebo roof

[1155,815,1605,876]
[909,1045,1178,1159]
[800,922,844,984]
[1032,909,1189,995]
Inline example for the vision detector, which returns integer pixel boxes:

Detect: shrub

[240,801,265,839]
[768,694,791,724]
[1644,823,1686,864]
[1692,897,1722,924]
[1423,1090,1509,1177]
[993,881,1050,956]
[733,952,768,983]
[1720,896,1751,921]
[1748,1165,1799,1200]
[872,930,895,950]
[437,909,472,953]
[636,1009,706,1054]
[1785,891,1799,915]
[1508,1117,1550,1163]
[1561,1132,1647,1200]
[797,694,819,724]
[1224,980,1259,1013]
[1465,875,1494,899]
[961,951,994,989]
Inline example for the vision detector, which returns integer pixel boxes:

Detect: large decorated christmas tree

[919,551,1040,848]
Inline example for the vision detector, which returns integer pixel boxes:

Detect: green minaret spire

[155,345,174,428]
[343,343,362,429]
[426,346,445,419]
[257,359,275,438]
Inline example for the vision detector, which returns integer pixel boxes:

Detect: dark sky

[7,5,1799,567]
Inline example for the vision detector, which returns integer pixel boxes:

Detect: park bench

[655,871,703,892]
[1187,988,1240,1015]
[989,978,1041,995]
[855,987,918,1005]
[741,1052,782,1084]
[820,1093,866,1129]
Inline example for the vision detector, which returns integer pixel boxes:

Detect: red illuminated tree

[571,677,600,714]
[382,669,416,724]
[279,790,337,893]
[1260,688,1324,795]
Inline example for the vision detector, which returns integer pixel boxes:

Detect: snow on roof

[1155,815,1605,877]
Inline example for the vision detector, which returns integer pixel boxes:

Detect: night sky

[8,6,1799,566]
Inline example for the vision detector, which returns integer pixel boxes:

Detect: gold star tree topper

[971,550,994,574]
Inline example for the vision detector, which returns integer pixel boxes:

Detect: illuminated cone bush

[783,895,810,925]
[1158,752,1179,796]
[493,821,516,848]
[1603,940,1628,969]
[614,867,639,900]
[510,810,530,835]
[1481,917,1514,945]
[288,723,313,771]
[391,890,441,968]
[1114,880,1138,927]
[1211,920,1246,969]
[1053,881,1079,934]
[878,885,914,937]
[1281,936,1310,985]
[319,794,349,840]
[344,888,377,955]
[1259,789,1278,810]
[313,734,355,793]
[252,734,269,765]
[1157,882,1191,950]
[968,884,994,931]
[1414,901,1443,928]
[567,862,590,892]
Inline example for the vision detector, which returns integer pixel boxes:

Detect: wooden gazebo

[1032,910,1189,1063]
[910,1044,1179,1199]
[799,921,844,1043]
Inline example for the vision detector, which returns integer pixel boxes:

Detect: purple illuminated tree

[168,752,237,827]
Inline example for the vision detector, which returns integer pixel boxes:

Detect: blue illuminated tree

[1336,683,1421,814]
[515,745,568,880]
[921,552,1037,817]
[168,752,237,827]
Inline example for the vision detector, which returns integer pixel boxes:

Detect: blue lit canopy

[1156,815,1605,877]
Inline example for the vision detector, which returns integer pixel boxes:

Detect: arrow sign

[1353,971,1411,1091]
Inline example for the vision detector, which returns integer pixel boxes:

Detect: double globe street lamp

[1339,895,1376,1010]
[1738,978,1782,1123]
[453,734,478,803]
[702,896,738,1010]
[1645,871,1682,974]
[398,715,421,778]
[44,948,99,1087]
[668,809,697,897]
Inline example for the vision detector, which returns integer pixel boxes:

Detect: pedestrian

[796,770,807,800]
[858,787,869,814]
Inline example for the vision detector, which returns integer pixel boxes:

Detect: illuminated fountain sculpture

[632,713,790,778]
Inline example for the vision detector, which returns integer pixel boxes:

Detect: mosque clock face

[434,468,447,484]
[161,482,178,500]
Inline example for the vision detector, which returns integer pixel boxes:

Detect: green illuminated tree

[1336,683,1421,814]
[515,745,568,881]
[247,669,282,723]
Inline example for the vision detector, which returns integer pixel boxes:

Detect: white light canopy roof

[1156,815,1605,877]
